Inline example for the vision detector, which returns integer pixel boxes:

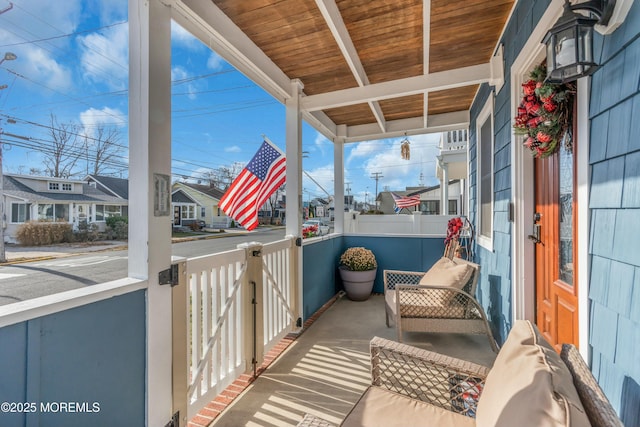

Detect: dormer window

[48,182,73,191]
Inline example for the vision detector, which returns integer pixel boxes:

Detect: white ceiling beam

[344,111,470,143]
[423,0,431,128]
[173,0,293,101]
[302,110,338,141]
[315,0,386,133]
[302,63,491,111]
[367,101,386,132]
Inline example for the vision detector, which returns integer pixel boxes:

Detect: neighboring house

[2,174,128,243]
[258,199,285,225]
[85,175,129,199]
[171,181,227,228]
[378,181,463,215]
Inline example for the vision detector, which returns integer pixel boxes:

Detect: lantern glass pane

[578,25,593,63]
[555,28,576,68]
[546,40,555,76]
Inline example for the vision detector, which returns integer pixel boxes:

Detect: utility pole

[0,52,18,262]
[370,172,383,211]
[345,181,351,211]
[0,119,5,262]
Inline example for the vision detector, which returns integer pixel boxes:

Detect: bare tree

[266,184,285,224]
[43,114,82,178]
[85,124,125,176]
[199,162,245,190]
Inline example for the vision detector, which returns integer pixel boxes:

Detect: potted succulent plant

[338,246,377,301]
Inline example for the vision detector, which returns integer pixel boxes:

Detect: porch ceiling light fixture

[543,0,616,83]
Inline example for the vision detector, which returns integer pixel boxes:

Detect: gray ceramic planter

[339,267,377,301]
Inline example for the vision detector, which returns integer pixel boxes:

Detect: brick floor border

[187,293,342,427]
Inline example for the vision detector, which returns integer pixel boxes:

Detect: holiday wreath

[514,64,575,158]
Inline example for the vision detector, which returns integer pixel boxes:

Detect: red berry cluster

[302,225,318,239]
[445,217,464,244]
[513,64,574,158]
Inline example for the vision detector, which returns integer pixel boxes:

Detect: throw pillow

[475,320,591,427]
[418,257,474,305]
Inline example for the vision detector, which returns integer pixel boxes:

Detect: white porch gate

[179,237,299,420]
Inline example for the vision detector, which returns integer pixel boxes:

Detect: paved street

[0,228,286,306]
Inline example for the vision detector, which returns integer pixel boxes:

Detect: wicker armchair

[383,258,499,352]
[297,337,490,427]
[297,335,624,427]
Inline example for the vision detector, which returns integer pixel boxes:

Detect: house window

[11,203,30,223]
[448,200,458,215]
[420,200,439,215]
[95,205,122,221]
[477,96,494,249]
[48,182,59,191]
[181,205,195,219]
[201,207,206,217]
[37,204,70,222]
[62,183,72,191]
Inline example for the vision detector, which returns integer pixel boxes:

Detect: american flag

[219,139,286,231]
[391,192,421,211]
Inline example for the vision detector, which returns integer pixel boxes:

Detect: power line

[0,20,128,48]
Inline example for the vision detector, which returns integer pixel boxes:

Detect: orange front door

[533,144,579,351]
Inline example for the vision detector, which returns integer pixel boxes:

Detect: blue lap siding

[469,0,640,420]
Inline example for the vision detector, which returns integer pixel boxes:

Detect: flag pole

[261,134,285,156]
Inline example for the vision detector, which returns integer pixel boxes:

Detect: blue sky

[0,0,443,203]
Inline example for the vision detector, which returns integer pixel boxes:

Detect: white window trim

[10,202,29,224]
[510,0,590,361]
[476,94,494,251]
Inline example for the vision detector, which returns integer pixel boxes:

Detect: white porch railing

[184,237,297,420]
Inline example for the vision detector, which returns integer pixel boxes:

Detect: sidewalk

[2,241,128,264]
[1,226,281,265]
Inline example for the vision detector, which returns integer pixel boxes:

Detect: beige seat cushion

[475,320,591,427]
[342,386,475,427]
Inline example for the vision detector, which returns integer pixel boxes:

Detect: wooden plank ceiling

[210,0,514,138]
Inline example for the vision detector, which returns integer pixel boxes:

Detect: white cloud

[79,106,127,138]
[225,145,241,153]
[312,132,331,157]
[21,47,73,91]
[93,0,127,24]
[347,134,442,193]
[10,0,82,35]
[303,164,334,198]
[207,52,225,71]
[171,21,202,51]
[172,66,198,100]
[77,24,129,90]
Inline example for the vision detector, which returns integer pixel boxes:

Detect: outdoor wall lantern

[543,0,616,83]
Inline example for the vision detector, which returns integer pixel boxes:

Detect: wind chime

[400,135,411,160]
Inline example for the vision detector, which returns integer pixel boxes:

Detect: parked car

[302,219,330,236]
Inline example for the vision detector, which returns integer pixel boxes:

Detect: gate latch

[164,411,180,427]
[159,264,179,287]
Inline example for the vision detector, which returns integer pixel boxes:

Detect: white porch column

[285,80,304,324]
[285,80,304,237]
[440,159,449,215]
[129,0,173,425]
[333,125,346,234]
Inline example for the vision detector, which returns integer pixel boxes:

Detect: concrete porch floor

[210,294,497,427]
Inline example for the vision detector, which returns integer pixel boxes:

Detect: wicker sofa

[297,320,623,427]
[384,257,499,352]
